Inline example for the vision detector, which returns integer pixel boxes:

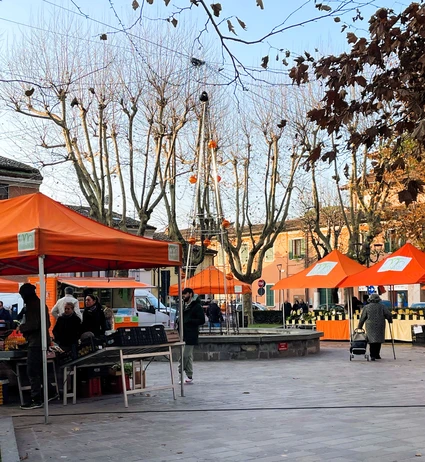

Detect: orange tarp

[58,277,152,289]
[339,243,425,287]
[316,320,350,340]
[168,266,251,296]
[271,250,365,290]
[0,278,19,292]
[0,193,182,275]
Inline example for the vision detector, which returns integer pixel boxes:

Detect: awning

[58,277,152,289]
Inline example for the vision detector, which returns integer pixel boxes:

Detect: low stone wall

[194,330,323,360]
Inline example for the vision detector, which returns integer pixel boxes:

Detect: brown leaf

[256,0,264,9]
[398,189,414,206]
[164,0,171,5]
[146,0,153,4]
[237,17,246,30]
[347,32,358,44]
[227,20,236,35]
[132,0,140,9]
[334,17,340,22]
[261,55,269,69]
[210,3,222,17]
[316,3,332,11]
[171,18,178,27]
[100,33,107,40]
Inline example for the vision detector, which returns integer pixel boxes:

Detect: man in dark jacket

[178,287,205,384]
[19,283,51,409]
[206,299,223,327]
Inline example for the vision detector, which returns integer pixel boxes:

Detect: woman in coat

[358,293,393,360]
[81,294,106,338]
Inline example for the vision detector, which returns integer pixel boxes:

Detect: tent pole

[177,268,184,397]
[39,255,49,424]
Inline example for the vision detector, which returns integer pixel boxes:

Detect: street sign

[257,287,265,296]
[367,285,376,294]
[258,279,266,288]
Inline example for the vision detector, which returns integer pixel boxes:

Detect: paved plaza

[2,342,425,461]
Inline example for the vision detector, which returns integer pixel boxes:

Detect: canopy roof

[0,193,182,275]
[58,277,152,289]
[271,249,365,290]
[0,278,19,292]
[339,243,425,288]
[169,266,251,296]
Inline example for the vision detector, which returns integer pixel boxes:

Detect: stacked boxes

[0,379,9,405]
[105,325,168,347]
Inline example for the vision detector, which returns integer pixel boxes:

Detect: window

[289,238,305,260]
[266,284,275,307]
[264,246,274,262]
[0,185,8,200]
[240,243,249,265]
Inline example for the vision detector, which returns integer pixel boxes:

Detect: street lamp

[276,263,284,328]
[355,242,385,267]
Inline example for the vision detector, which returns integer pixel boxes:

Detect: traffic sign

[258,279,266,288]
[367,285,376,294]
[258,287,265,296]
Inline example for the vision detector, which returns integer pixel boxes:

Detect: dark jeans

[27,346,42,401]
[369,343,382,359]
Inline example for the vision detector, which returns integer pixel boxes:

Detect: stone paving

[3,342,425,461]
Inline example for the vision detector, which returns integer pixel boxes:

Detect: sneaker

[20,400,43,410]
[185,377,194,384]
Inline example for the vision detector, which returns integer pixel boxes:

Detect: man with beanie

[19,283,51,409]
[178,287,205,384]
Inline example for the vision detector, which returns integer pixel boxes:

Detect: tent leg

[39,255,49,424]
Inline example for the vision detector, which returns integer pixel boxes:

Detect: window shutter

[289,251,293,260]
[384,241,390,253]
[266,285,274,307]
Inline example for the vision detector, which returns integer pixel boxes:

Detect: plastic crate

[104,374,130,394]
[106,328,139,346]
[79,377,102,398]
[57,348,77,366]
[137,327,153,345]
[149,325,168,344]
[75,336,97,358]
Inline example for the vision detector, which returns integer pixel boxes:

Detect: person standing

[18,283,51,409]
[358,293,393,361]
[81,294,106,337]
[206,299,223,327]
[0,301,12,325]
[51,287,82,320]
[53,302,81,351]
[283,300,292,322]
[178,287,205,384]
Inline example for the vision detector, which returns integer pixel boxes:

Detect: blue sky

[0,0,412,221]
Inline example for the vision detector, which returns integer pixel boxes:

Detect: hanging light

[189,175,197,184]
[208,140,218,149]
[221,219,230,229]
[226,272,234,280]
[217,175,222,182]
[188,237,196,245]
[203,238,211,247]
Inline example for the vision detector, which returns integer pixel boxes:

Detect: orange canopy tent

[168,265,251,296]
[0,278,19,292]
[339,243,425,287]
[57,277,152,289]
[0,192,182,422]
[271,249,365,290]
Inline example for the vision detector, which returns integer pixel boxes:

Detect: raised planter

[194,329,323,360]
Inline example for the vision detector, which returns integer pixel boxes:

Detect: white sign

[234,285,242,294]
[168,244,180,262]
[377,256,412,273]
[17,230,36,252]
[413,325,423,334]
[306,261,338,277]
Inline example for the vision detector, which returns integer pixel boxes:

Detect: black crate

[74,336,97,358]
[149,325,168,344]
[57,349,77,366]
[137,327,153,345]
[79,365,110,379]
[106,328,139,346]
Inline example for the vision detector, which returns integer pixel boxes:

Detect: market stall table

[0,350,59,405]
[61,342,184,407]
[315,320,350,340]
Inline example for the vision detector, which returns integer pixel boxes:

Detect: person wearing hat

[358,293,393,361]
[18,283,52,409]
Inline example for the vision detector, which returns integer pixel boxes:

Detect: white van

[0,292,24,319]
[115,289,175,328]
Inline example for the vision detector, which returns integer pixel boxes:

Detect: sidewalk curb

[0,417,20,462]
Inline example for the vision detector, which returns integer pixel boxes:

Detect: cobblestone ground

[5,342,425,461]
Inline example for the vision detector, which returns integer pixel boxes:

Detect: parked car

[410,302,425,309]
[315,304,345,312]
[235,302,268,312]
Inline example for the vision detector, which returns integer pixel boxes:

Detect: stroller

[349,328,370,361]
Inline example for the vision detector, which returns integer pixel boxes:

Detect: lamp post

[276,263,284,328]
